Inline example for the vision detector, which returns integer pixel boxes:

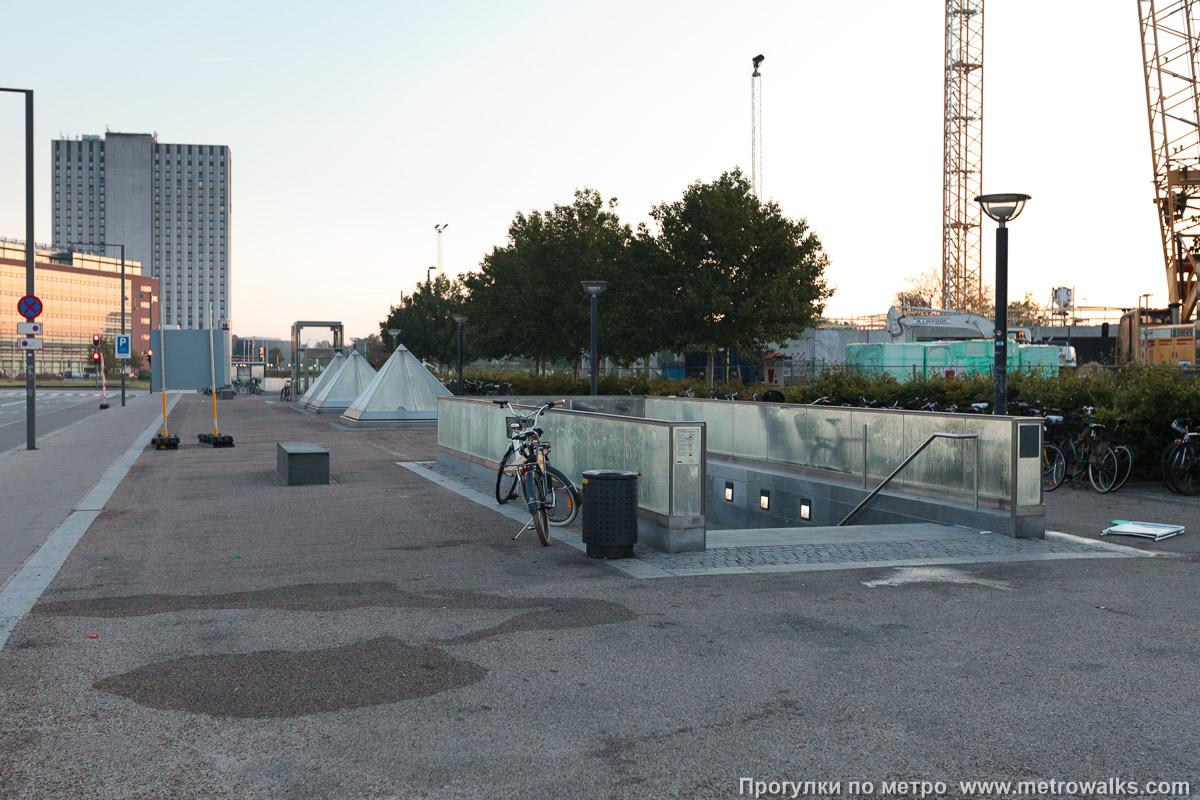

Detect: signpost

[115,335,131,359]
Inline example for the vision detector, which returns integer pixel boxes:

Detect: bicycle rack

[839,432,979,527]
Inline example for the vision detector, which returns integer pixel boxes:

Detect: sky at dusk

[0,1,1162,343]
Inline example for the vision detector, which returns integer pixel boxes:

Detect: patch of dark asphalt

[384,540,474,551]
[33,583,638,633]
[93,636,485,718]
[430,600,637,646]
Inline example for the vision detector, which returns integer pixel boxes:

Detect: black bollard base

[197,432,235,448]
[150,434,180,450]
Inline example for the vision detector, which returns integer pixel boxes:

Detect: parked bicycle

[280,379,293,401]
[492,400,581,545]
[1161,418,1200,495]
[1042,408,1132,493]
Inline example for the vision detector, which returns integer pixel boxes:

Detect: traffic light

[259,346,265,362]
[92,333,101,348]
[91,351,101,363]
[147,349,153,370]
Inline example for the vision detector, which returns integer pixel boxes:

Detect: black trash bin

[581,470,639,559]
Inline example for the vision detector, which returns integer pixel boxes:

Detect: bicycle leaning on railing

[492,400,581,545]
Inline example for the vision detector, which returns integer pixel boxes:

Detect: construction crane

[942,0,985,312]
[751,54,764,201]
[1139,0,1200,321]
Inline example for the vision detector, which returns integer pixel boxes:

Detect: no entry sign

[17,295,42,319]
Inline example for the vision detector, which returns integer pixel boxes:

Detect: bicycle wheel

[1170,441,1200,496]
[1162,442,1182,493]
[1088,448,1120,493]
[522,468,551,546]
[1110,444,1134,492]
[545,466,580,527]
[1042,442,1067,492]
[495,449,521,504]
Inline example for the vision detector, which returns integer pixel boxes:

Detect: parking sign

[116,334,132,359]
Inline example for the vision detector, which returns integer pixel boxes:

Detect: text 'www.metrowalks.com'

[738,777,1193,799]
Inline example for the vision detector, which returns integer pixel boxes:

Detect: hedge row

[450,367,1197,481]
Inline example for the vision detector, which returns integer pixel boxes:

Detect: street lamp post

[451,313,467,395]
[2,86,35,449]
[72,241,126,407]
[975,193,1031,416]
[387,328,400,351]
[581,281,608,396]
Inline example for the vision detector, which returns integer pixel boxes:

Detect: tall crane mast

[751,54,764,201]
[1139,0,1200,321]
[943,1,985,311]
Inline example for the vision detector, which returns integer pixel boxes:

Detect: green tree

[268,347,282,367]
[463,189,632,374]
[645,169,832,384]
[380,274,465,368]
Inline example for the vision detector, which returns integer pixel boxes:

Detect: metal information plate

[17,321,42,335]
[17,338,43,351]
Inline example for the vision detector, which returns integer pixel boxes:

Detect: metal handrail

[838,432,980,526]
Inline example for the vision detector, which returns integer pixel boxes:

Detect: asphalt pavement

[0,394,1195,799]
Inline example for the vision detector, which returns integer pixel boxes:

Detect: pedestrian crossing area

[0,390,103,399]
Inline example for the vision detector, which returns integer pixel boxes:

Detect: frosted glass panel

[854,409,904,481]
[901,414,966,493]
[732,402,769,459]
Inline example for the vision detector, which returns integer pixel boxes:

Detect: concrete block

[277,442,329,486]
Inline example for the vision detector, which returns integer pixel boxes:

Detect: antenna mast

[943,1,985,311]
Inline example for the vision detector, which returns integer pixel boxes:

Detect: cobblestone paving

[410,461,1147,579]
[629,533,1120,573]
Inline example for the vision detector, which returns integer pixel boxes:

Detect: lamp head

[451,313,467,324]
[581,280,608,297]
[753,54,765,71]
[975,193,1031,225]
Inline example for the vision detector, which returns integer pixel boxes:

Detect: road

[0,387,141,452]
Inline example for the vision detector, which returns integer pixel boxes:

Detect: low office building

[0,239,158,377]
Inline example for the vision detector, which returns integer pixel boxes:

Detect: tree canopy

[379,274,465,368]
[646,170,831,363]
[379,171,834,382]
[462,189,631,373]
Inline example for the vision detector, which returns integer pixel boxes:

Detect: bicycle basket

[506,416,534,432]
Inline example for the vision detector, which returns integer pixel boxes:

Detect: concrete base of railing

[707,458,1044,539]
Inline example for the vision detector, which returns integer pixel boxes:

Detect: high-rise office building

[50,132,230,330]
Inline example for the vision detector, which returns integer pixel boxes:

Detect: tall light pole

[751,54,764,201]
[72,241,126,407]
[2,87,35,449]
[581,281,607,395]
[434,223,448,276]
[451,313,467,395]
[975,193,1031,415]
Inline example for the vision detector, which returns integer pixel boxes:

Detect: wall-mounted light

[724,481,734,502]
[759,490,770,511]
[800,499,811,521]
